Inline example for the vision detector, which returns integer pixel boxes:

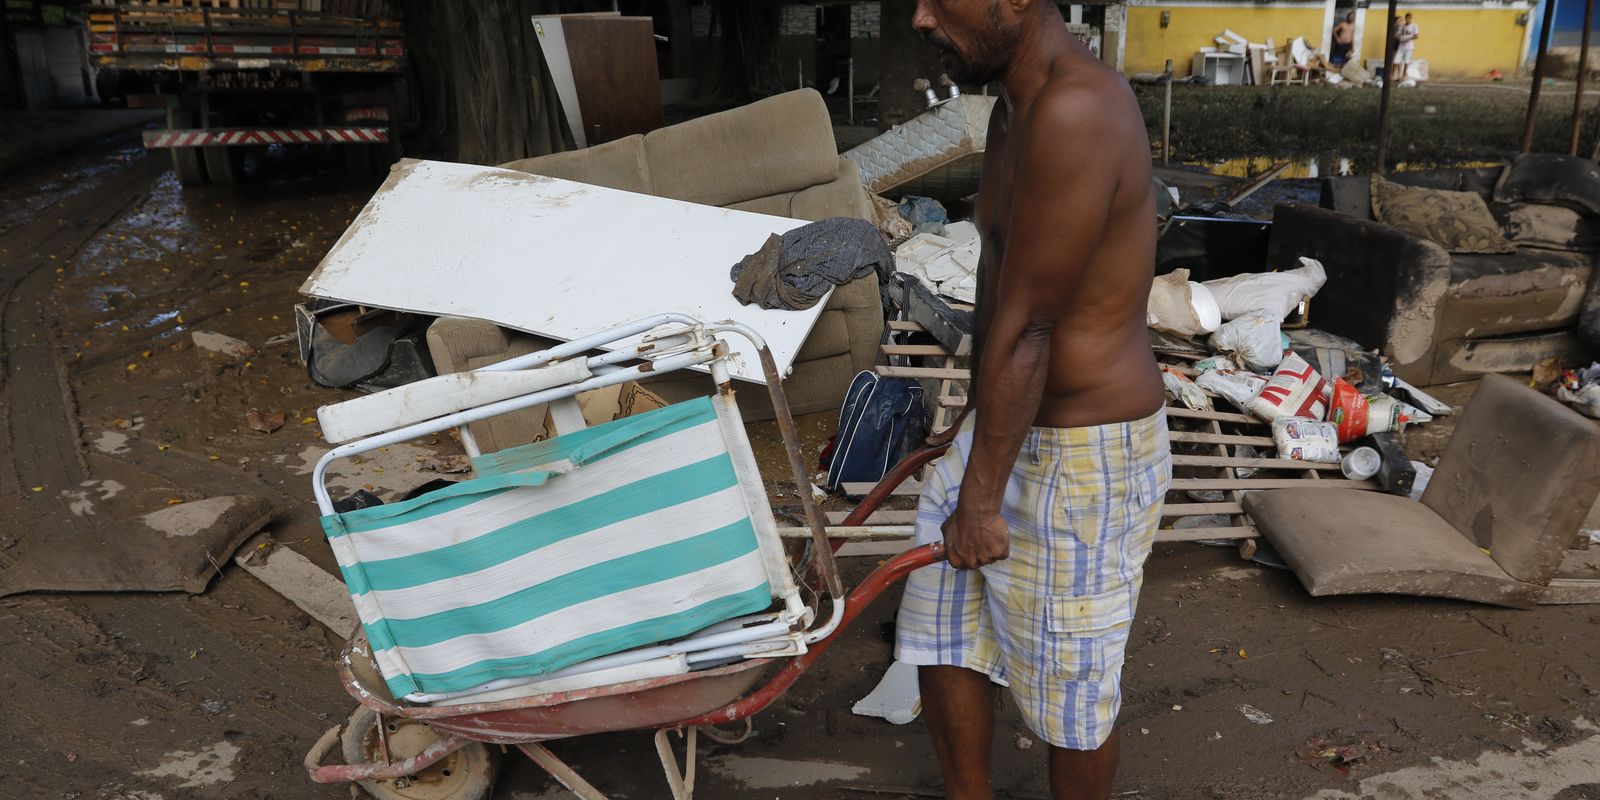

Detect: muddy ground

[1,135,1599,800]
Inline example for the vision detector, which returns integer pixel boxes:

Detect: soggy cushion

[645,89,840,207]
[1370,175,1515,254]
[1493,153,1600,216]
[1245,488,1538,608]
[499,135,653,195]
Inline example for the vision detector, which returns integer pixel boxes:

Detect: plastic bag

[1247,352,1331,422]
[1195,354,1237,373]
[1161,366,1214,411]
[1209,311,1285,372]
[1202,257,1327,322]
[1559,383,1600,418]
[1195,369,1267,412]
[1327,379,1411,442]
[1147,269,1222,338]
[1271,418,1341,463]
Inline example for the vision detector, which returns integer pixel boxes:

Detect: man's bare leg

[920,665,995,799]
[1048,734,1120,800]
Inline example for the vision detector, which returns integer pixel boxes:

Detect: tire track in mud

[0,147,349,799]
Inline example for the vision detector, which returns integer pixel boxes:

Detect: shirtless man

[893,2,1171,799]
[1331,11,1356,67]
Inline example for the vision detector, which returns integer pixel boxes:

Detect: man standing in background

[1331,11,1356,67]
[1393,12,1420,82]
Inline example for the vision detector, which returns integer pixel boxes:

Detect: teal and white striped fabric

[322,396,792,700]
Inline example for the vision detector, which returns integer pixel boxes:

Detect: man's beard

[922,4,1018,85]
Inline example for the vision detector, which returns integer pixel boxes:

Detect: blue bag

[824,371,926,494]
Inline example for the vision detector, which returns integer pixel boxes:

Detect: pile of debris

[1150,257,1444,485]
[1539,358,1600,419]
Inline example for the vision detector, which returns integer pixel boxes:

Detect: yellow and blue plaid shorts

[894,409,1170,750]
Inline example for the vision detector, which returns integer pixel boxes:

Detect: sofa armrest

[1267,203,1453,385]
[827,271,885,372]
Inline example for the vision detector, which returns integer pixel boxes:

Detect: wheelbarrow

[302,314,950,799]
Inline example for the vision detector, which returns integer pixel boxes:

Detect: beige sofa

[426,89,884,452]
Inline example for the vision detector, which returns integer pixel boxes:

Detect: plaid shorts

[894,410,1170,750]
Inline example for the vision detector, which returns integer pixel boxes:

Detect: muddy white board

[300,159,823,384]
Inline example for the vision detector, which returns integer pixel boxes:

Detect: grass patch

[1136,83,1600,166]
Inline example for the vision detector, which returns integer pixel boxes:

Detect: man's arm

[941,90,1123,570]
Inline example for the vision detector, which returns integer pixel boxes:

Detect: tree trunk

[399,0,605,165]
[0,6,24,111]
[877,0,946,131]
[701,0,781,104]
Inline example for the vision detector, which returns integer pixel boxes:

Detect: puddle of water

[138,740,240,789]
[707,755,870,789]
[1305,719,1600,799]
[1194,154,1507,179]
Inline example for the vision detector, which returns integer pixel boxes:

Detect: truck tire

[203,146,241,185]
[344,143,374,175]
[167,108,209,188]
[172,147,209,187]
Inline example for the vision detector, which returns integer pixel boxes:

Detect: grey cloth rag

[730,217,894,311]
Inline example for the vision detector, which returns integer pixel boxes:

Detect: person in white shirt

[1393,13,1420,82]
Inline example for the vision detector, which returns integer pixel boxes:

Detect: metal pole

[1523,0,1561,152]
[848,57,855,124]
[1374,0,1399,173]
[1572,0,1596,155]
[1162,59,1173,165]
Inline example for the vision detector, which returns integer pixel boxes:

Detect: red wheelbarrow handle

[668,540,946,729]
[303,722,472,784]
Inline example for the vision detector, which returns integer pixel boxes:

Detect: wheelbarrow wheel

[340,706,499,800]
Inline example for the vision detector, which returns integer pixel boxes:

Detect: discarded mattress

[845,95,994,203]
[299,160,824,384]
[894,221,979,303]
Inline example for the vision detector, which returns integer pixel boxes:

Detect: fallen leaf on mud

[300,417,316,425]
[246,409,286,434]
[30,486,42,492]
[1299,738,1368,776]
[1238,648,1248,659]
[113,418,133,429]
[1533,356,1562,386]
[416,454,467,470]
[166,498,184,505]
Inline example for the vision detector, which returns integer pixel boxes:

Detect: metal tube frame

[310,314,844,688]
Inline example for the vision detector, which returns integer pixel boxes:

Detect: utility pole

[1570,0,1596,156]
[1523,0,1560,152]
[1373,0,1399,173]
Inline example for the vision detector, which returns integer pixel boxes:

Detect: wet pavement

[1,138,1599,800]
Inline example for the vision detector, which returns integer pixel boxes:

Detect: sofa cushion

[1422,374,1600,585]
[790,159,875,222]
[499,135,652,195]
[1245,488,1537,608]
[1438,248,1593,339]
[795,308,851,360]
[1493,153,1600,216]
[645,89,841,207]
[1493,202,1600,251]
[1370,175,1515,254]
[727,193,796,218]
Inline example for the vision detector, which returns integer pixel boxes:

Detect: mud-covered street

[0,134,1598,800]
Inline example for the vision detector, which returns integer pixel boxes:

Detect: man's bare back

[969,44,1163,430]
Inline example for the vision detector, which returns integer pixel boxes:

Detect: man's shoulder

[1030,66,1135,136]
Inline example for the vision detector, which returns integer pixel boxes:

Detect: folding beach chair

[310,314,839,706]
